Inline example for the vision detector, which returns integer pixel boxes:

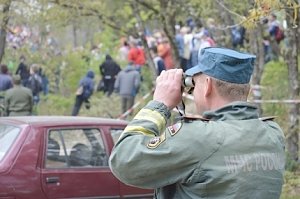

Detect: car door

[41,127,121,199]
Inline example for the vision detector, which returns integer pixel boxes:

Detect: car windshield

[0,125,20,161]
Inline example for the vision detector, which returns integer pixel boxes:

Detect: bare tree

[284,6,300,162]
[0,0,12,63]
[249,23,265,115]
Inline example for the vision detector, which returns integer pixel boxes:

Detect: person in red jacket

[127,41,145,72]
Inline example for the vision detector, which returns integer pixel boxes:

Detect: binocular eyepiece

[182,74,194,88]
[182,74,195,94]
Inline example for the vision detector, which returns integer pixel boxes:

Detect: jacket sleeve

[109,101,203,189]
[134,72,140,89]
[4,93,9,116]
[115,64,121,75]
[29,90,33,113]
[15,65,20,75]
[157,60,166,75]
[114,73,120,91]
[89,80,95,95]
[99,64,105,76]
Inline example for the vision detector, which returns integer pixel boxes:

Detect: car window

[0,125,20,161]
[45,128,108,168]
[110,129,124,145]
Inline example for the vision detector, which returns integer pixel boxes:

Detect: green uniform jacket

[4,85,33,116]
[109,100,285,199]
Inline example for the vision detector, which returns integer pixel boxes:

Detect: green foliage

[224,0,252,15]
[189,0,217,19]
[285,152,300,172]
[281,171,300,199]
[38,94,73,115]
[260,60,289,131]
[139,65,155,95]
[43,6,74,27]
[94,27,119,57]
[259,60,300,199]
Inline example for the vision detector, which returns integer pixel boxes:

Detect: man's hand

[153,69,183,110]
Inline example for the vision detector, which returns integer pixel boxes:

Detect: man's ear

[204,76,212,97]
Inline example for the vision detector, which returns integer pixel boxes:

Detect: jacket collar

[203,101,259,121]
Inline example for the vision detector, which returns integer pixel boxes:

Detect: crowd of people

[72,53,141,117]
[110,14,283,116]
[0,14,285,117]
[0,56,48,116]
[87,19,226,116]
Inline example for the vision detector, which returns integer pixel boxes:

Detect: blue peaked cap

[185,47,256,84]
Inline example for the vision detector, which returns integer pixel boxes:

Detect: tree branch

[135,0,159,14]
[215,0,244,18]
[49,0,133,35]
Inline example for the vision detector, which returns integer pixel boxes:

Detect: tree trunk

[298,0,300,51]
[284,6,299,162]
[249,23,265,115]
[0,0,12,63]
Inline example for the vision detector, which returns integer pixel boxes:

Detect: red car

[0,116,153,199]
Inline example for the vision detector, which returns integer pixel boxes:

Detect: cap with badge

[185,47,256,84]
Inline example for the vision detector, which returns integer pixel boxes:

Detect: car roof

[0,116,128,127]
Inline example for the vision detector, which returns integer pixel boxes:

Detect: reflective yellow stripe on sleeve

[122,125,156,137]
[133,109,166,132]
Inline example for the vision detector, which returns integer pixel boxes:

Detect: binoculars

[182,74,194,94]
[182,74,194,88]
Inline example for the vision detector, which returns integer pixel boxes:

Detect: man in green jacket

[109,47,285,199]
[4,75,33,116]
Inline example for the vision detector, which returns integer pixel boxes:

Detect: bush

[281,170,300,199]
[260,60,290,130]
[38,94,73,115]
